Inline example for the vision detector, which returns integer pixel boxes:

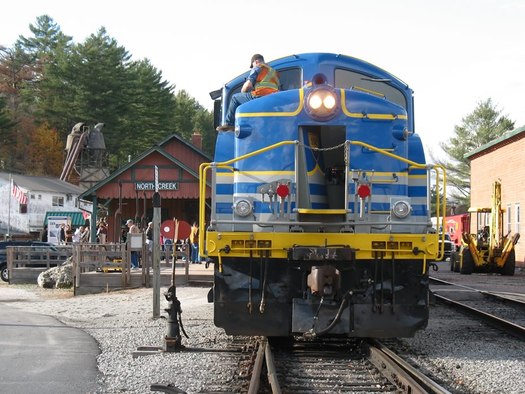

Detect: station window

[515,203,520,236]
[506,205,512,234]
[52,196,64,207]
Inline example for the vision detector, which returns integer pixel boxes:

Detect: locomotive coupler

[163,285,186,352]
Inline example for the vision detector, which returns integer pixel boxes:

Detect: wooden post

[172,218,180,296]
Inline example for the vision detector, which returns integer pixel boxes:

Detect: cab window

[277,67,302,91]
[334,69,407,110]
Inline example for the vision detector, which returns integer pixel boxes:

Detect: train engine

[200,53,445,338]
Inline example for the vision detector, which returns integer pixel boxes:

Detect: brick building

[466,124,525,267]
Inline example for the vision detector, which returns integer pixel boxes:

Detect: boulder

[37,257,74,289]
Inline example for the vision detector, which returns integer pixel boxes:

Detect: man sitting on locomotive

[216,54,280,132]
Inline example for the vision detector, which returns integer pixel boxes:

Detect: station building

[78,132,211,243]
[466,124,525,268]
[0,172,86,239]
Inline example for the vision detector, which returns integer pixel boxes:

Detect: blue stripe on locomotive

[215,201,428,216]
[229,181,426,197]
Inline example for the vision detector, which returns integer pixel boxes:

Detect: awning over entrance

[44,211,88,227]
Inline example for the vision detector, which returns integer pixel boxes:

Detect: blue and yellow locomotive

[199,53,445,338]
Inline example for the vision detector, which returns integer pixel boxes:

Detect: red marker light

[276,184,289,198]
[357,184,371,199]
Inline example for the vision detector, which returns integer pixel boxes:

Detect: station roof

[78,133,212,201]
[0,172,86,194]
[465,124,525,160]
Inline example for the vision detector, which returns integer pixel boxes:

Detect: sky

[1,0,524,160]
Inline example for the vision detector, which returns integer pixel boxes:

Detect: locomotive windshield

[334,69,407,110]
[277,68,302,90]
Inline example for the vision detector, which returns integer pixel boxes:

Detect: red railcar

[444,214,469,250]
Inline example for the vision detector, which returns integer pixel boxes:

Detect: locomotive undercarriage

[213,251,429,338]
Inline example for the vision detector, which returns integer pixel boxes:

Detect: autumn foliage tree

[27,122,64,176]
[0,15,214,177]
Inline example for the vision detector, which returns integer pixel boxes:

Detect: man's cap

[250,54,264,68]
[126,219,133,225]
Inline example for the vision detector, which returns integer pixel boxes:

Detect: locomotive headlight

[309,94,323,109]
[323,94,336,109]
[392,200,411,219]
[305,87,339,120]
[233,199,253,217]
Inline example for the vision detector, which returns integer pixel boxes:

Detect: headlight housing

[391,200,411,219]
[233,199,253,217]
[305,86,339,121]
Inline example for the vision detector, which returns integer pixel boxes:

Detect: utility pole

[7,173,12,240]
[152,166,161,318]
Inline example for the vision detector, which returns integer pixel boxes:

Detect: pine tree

[436,98,514,209]
[2,16,216,175]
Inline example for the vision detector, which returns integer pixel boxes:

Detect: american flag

[12,181,28,205]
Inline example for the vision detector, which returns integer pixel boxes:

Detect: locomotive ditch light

[391,200,412,219]
[233,199,253,217]
[305,87,339,120]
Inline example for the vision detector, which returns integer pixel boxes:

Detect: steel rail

[368,340,452,394]
[433,293,525,340]
[430,276,525,307]
[247,338,266,394]
[264,341,281,394]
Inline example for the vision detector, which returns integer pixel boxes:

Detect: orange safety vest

[252,64,280,97]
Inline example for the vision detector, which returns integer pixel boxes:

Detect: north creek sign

[135,181,179,191]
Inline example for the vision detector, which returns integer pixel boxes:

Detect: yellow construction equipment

[450,181,520,275]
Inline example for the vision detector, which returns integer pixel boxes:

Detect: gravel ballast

[1,280,524,394]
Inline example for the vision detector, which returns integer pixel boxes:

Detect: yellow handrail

[198,139,447,259]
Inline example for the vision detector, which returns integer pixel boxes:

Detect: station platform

[161,259,214,286]
[74,259,214,295]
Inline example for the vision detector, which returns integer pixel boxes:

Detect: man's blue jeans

[131,251,139,268]
[225,92,254,126]
[191,243,199,263]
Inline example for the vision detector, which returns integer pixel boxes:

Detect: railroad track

[149,335,453,393]
[430,276,525,340]
[149,336,260,393]
[248,337,452,394]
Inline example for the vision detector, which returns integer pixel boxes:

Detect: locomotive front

[200,53,445,338]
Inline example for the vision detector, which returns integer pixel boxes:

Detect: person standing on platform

[97,221,108,244]
[65,225,74,244]
[58,224,66,245]
[80,226,90,243]
[73,226,83,243]
[126,219,140,269]
[189,222,200,264]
